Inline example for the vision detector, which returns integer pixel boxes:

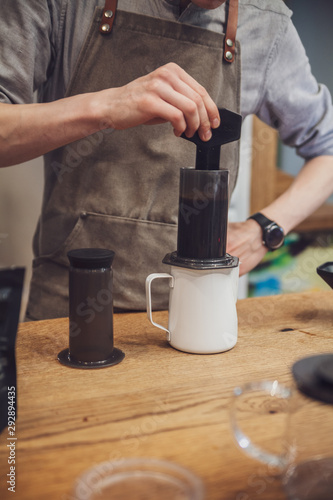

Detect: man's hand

[100,62,220,142]
[227,219,268,276]
[227,155,333,277]
[0,62,220,168]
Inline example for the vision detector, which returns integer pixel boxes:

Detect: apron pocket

[32,211,177,313]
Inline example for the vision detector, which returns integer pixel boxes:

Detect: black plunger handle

[195,145,220,170]
[181,108,242,170]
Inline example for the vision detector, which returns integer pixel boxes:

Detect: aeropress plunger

[163,107,242,269]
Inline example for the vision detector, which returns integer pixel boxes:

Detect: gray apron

[27,1,241,320]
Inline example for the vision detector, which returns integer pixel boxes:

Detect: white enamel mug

[146,265,239,354]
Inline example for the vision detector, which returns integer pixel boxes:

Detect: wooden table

[1,291,333,499]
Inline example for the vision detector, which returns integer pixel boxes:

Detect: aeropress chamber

[164,107,242,269]
[146,108,243,354]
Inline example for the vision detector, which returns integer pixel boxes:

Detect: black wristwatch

[248,212,285,251]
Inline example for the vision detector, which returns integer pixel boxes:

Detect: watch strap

[248,212,274,228]
[248,212,284,251]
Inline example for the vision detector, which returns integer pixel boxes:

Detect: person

[1,0,333,320]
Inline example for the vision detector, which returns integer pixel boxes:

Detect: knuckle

[146,78,160,94]
[155,65,171,80]
[192,92,204,107]
[185,100,198,116]
[172,109,185,128]
[137,91,157,114]
[165,62,179,72]
[196,83,208,98]
[155,62,180,80]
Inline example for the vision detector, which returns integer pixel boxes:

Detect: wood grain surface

[1,291,333,499]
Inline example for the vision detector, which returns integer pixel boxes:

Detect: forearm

[0,63,220,168]
[0,93,105,168]
[227,155,333,276]
[260,155,333,233]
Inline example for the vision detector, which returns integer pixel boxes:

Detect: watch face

[265,224,284,250]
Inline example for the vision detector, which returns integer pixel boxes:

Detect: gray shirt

[1,0,333,160]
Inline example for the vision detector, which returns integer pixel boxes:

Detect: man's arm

[0,63,220,168]
[227,155,333,275]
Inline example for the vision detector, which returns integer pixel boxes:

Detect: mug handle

[230,380,291,469]
[145,273,174,341]
[231,265,239,303]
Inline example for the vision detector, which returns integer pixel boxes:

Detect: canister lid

[67,248,115,269]
[292,354,333,405]
[162,251,239,270]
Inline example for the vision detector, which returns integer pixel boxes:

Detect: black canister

[177,168,229,260]
[58,248,124,369]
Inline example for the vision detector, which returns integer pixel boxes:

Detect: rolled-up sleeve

[256,18,333,160]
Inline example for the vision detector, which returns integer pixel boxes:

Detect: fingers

[168,77,213,140]
[227,221,267,276]
[238,246,267,276]
[106,63,220,139]
[145,63,220,141]
[170,64,220,139]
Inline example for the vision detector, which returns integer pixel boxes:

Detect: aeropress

[146,108,242,354]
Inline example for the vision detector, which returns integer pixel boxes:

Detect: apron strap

[99,0,118,34]
[224,0,239,63]
[99,0,239,62]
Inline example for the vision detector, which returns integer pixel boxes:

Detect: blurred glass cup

[72,457,205,500]
[230,356,333,500]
